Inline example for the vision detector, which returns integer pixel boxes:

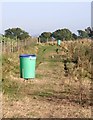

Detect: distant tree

[52,29,61,40]
[39,32,52,43]
[77,30,89,39]
[52,28,73,41]
[4,28,30,40]
[85,27,93,38]
[72,33,78,40]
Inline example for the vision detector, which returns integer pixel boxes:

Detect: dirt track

[3,61,92,118]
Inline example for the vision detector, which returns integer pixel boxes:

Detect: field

[2,38,93,118]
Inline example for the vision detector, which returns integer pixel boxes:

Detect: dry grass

[2,39,93,118]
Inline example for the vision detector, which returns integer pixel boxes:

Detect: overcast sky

[0,0,92,36]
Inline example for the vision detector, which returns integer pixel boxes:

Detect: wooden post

[0,40,2,55]
[3,41,6,53]
[1,40,3,53]
[38,37,40,44]
[11,40,14,52]
[25,39,26,47]
[17,39,19,51]
[47,38,48,43]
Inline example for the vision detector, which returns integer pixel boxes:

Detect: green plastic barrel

[57,40,61,46]
[19,54,36,79]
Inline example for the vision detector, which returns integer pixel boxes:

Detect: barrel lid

[19,54,36,58]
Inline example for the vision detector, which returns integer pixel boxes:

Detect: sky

[0,0,92,37]
[91,1,93,28]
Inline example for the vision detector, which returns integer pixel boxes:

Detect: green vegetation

[4,27,30,40]
[77,30,89,39]
[39,26,93,43]
[39,32,52,43]
[36,44,58,67]
[52,28,73,40]
[1,26,93,43]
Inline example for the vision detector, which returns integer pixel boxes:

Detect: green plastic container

[57,40,61,46]
[19,54,36,79]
